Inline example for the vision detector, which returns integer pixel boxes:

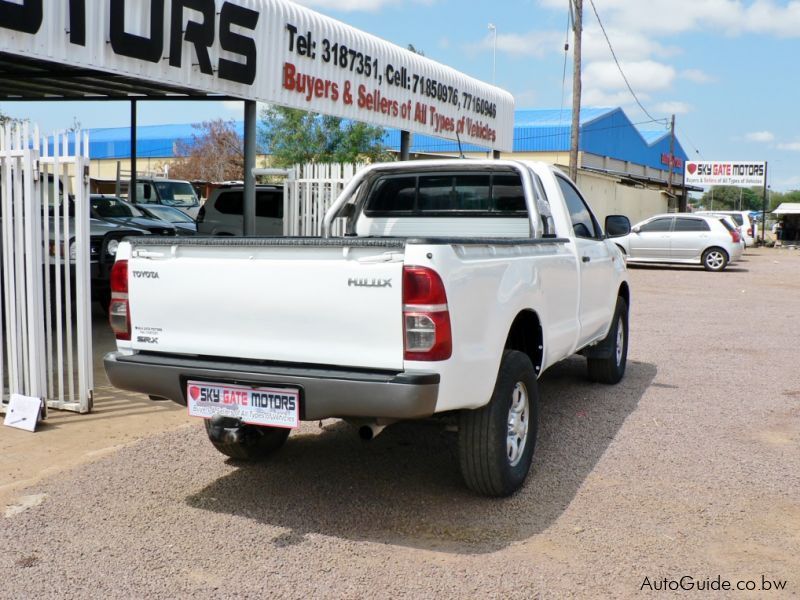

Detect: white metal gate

[283,163,364,237]
[1,124,93,416]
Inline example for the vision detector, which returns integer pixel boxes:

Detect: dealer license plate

[187,380,299,429]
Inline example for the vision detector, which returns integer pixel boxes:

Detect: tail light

[403,266,452,361]
[730,229,741,243]
[109,260,130,341]
[747,227,753,236]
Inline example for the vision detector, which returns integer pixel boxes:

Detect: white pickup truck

[104,160,631,496]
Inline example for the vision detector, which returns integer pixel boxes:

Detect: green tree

[259,106,391,168]
[699,185,762,211]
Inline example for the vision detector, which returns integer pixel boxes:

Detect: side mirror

[605,215,631,238]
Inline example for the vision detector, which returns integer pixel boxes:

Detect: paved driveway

[1,249,798,598]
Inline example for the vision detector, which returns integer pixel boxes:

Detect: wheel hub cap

[615,316,624,366]
[507,382,529,467]
[707,252,723,268]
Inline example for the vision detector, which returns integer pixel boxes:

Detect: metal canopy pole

[130,100,137,202]
[243,100,257,236]
[761,163,768,243]
[400,130,411,161]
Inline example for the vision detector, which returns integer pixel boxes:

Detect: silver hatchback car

[615,213,743,271]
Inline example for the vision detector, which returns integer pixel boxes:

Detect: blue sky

[2,0,799,189]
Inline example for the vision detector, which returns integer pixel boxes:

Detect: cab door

[628,216,674,259]
[555,176,616,345]
[671,217,710,259]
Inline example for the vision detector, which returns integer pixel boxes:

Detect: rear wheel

[204,416,290,461]
[702,247,728,272]
[587,297,628,384]
[458,350,539,497]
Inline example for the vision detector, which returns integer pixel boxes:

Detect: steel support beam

[243,100,257,236]
[400,130,411,161]
[130,100,137,203]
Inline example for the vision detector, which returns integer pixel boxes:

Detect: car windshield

[144,205,195,223]
[154,181,198,206]
[90,197,144,218]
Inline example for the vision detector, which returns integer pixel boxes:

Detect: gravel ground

[1,248,798,598]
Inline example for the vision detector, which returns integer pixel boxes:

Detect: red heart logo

[687,163,697,175]
[189,385,200,400]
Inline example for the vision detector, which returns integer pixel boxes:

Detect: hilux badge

[348,278,392,288]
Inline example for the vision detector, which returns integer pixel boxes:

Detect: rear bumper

[103,352,439,420]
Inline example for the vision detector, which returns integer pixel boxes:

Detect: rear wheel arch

[504,310,544,377]
[618,281,630,308]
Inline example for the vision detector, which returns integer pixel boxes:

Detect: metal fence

[1,125,93,416]
[283,163,364,237]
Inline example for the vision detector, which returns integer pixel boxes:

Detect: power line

[675,125,703,159]
[587,0,659,123]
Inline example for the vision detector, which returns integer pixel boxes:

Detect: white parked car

[196,184,283,236]
[695,210,756,247]
[615,213,743,271]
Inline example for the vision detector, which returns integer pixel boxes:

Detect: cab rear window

[364,172,526,216]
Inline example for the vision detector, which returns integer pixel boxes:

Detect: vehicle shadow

[627,263,749,273]
[186,357,656,554]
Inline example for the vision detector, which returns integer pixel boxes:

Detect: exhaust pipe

[358,423,387,441]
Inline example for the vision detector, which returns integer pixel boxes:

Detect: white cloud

[476,31,562,57]
[745,131,775,142]
[540,0,800,38]
[293,0,434,11]
[584,60,676,93]
[777,141,800,151]
[514,90,539,108]
[654,101,692,114]
[582,88,648,108]
[681,69,715,84]
[581,26,680,62]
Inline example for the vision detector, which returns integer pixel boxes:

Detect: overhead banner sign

[0,0,515,151]
[684,161,766,187]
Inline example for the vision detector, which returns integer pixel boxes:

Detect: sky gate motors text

[0,0,259,85]
[694,163,766,177]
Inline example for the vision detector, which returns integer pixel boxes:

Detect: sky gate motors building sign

[684,161,767,187]
[0,0,515,151]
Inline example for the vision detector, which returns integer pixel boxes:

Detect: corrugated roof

[81,107,687,173]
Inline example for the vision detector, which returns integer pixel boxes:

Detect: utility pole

[667,114,675,201]
[569,0,582,182]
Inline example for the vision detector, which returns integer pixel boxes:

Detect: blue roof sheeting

[82,107,687,174]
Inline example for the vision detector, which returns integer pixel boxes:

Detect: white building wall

[576,171,668,225]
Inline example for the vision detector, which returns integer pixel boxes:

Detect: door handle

[582,256,591,263]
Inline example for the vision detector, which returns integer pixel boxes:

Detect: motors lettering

[250,392,296,411]
[0,0,259,85]
[197,387,296,411]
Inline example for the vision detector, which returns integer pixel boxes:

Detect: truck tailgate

[126,241,405,370]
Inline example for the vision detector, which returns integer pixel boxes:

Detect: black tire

[587,297,628,384]
[97,288,111,316]
[702,247,728,272]
[458,350,539,497]
[204,417,290,461]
